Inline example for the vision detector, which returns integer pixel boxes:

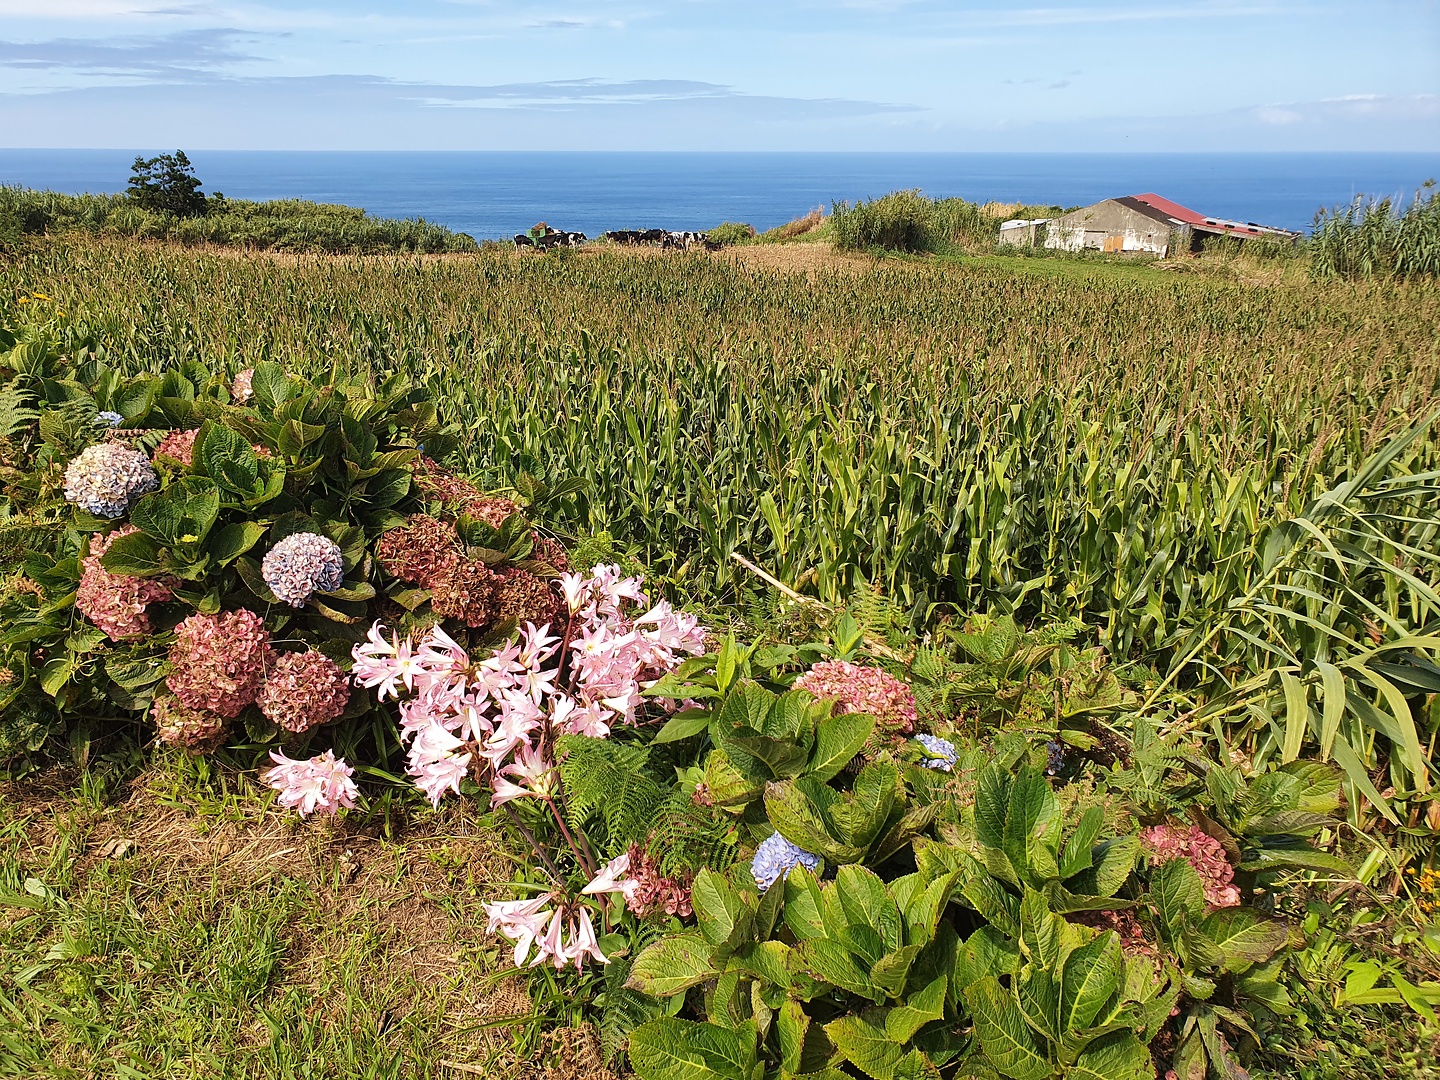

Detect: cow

[513,233,534,250]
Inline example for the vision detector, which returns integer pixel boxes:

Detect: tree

[127,151,208,217]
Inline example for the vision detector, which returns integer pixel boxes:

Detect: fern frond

[0,387,38,440]
[644,789,738,877]
[557,735,666,857]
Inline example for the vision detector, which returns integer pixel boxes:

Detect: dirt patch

[720,240,879,275]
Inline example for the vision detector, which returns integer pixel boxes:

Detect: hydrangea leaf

[963,976,1051,1080]
[626,932,720,998]
[1059,930,1123,1034]
[783,863,828,941]
[627,1018,758,1080]
[1198,908,1290,973]
[807,711,875,782]
[1067,1031,1155,1080]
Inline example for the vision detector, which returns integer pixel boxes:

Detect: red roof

[1128,192,1298,239]
[1129,192,1206,225]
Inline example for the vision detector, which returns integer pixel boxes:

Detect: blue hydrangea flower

[262,532,345,607]
[63,443,159,518]
[1045,740,1066,776]
[95,411,125,427]
[750,832,821,893]
[914,733,957,771]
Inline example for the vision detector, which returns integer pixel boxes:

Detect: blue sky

[0,1,1436,150]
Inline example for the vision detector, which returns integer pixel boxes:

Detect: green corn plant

[1173,412,1440,825]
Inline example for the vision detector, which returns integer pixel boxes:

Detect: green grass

[0,753,545,1080]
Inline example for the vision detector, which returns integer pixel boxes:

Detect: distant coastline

[2,149,1438,240]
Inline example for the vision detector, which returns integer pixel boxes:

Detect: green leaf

[626,933,720,997]
[963,977,1050,1080]
[628,1018,756,1080]
[363,468,412,509]
[825,1012,908,1080]
[784,864,828,941]
[1088,836,1139,897]
[39,656,76,697]
[808,711,876,782]
[1059,807,1105,881]
[1059,931,1123,1034]
[1278,670,1309,765]
[790,938,879,1001]
[870,803,939,867]
[206,521,268,566]
[955,926,1021,992]
[98,530,165,577]
[702,750,766,808]
[104,656,167,692]
[250,362,292,413]
[654,709,713,744]
[694,868,754,954]
[1002,766,1062,883]
[1067,1031,1154,1080]
[834,762,899,849]
[777,998,809,1074]
[730,732,813,781]
[975,764,1012,852]
[733,940,791,990]
[870,945,922,999]
[886,975,947,1042]
[836,865,903,951]
[130,476,220,546]
[1198,909,1290,973]
[197,422,259,495]
[1017,966,1060,1044]
[766,781,863,865]
[1151,859,1206,935]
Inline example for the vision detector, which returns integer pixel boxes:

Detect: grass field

[2,236,1438,1079]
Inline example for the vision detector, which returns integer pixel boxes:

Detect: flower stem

[501,803,565,886]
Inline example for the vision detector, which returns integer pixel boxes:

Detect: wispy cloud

[0,28,263,79]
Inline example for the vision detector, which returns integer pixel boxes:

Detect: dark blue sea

[2,150,1437,241]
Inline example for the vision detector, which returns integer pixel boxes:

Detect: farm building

[1000,193,1300,257]
[997,218,1050,247]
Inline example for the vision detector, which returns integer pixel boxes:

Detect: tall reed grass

[1310,181,1440,280]
[830,190,1068,253]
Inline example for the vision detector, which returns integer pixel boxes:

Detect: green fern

[556,735,666,857]
[643,789,738,878]
[597,938,665,1065]
[0,386,38,440]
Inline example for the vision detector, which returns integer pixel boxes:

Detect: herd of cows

[512,225,719,252]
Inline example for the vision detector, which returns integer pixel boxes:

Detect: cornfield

[4,239,1438,669]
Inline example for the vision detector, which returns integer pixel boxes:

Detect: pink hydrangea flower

[232,368,255,403]
[1141,823,1242,909]
[256,650,352,733]
[166,608,274,718]
[793,660,918,734]
[262,748,358,816]
[75,526,172,640]
[153,429,200,466]
[151,693,229,753]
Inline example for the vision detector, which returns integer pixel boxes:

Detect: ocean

[2,150,1437,241]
